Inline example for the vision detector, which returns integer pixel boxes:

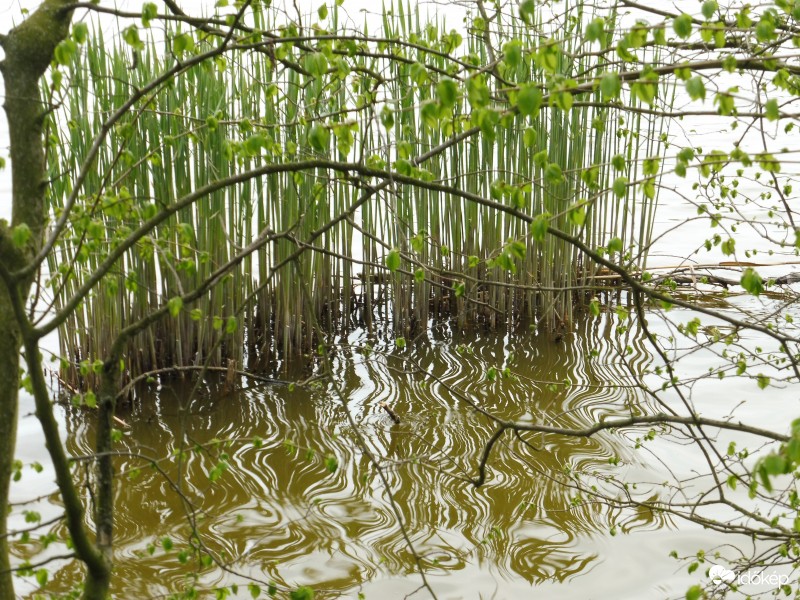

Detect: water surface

[12,311,792,599]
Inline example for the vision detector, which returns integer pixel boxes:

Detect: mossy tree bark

[0,2,112,598]
[0,273,21,600]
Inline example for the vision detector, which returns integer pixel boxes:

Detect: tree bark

[0,1,81,597]
[0,293,20,600]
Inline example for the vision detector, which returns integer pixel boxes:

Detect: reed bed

[44,1,667,386]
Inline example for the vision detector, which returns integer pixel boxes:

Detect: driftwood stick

[379,401,401,424]
[591,262,800,289]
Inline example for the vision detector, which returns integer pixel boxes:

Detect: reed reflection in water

[22,315,675,598]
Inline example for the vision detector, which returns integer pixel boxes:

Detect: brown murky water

[11,267,800,600]
[11,310,755,599]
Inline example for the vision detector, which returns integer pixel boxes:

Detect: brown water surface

[9,313,784,599]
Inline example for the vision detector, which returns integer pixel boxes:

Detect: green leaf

[643,157,660,176]
[608,237,623,254]
[123,26,144,50]
[536,40,560,73]
[289,586,315,600]
[765,98,779,121]
[172,32,194,55]
[317,3,328,20]
[568,205,586,227]
[410,232,424,253]
[453,282,465,297]
[305,52,328,77]
[226,316,238,334]
[436,78,458,108]
[142,2,158,26]
[11,223,31,248]
[600,73,621,100]
[420,101,441,130]
[507,240,526,260]
[714,92,735,116]
[494,253,515,273]
[757,153,780,172]
[35,569,48,587]
[516,85,543,116]
[673,14,693,39]
[531,214,549,242]
[84,392,97,409]
[589,297,601,317]
[466,75,490,109]
[308,125,330,153]
[586,18,605,43]
[523,127,538,148]
[409,62,428,86]
[511,187,527,209]
[544,163,564,184]
[414,269,425,282]
[385,249,401,272]
[685,584,703,600]
[677,147,695,163]
[395,337,406,349]
[756,17,776,42]
[54,39,77,65]
[553,90,573,111]
[612,177,628,198]
[686,77,706,101]
[472,107,500,140]
[502,39,523,68]
[519,0,536,24]
[380,106,394,129]
[324,455,338,473]
[701,1,717,19]
[493,183,508,204]
[72,22,89,44]
[642,178,656,200]
[631,80,657,105]
[757,374,770,389]
[741,268,763,296]
[168,297,183,317]
[720,238,735,256]
[209,461,228,482]
[763,453,787,475]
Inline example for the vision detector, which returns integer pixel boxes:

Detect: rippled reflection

[18,314,673,598]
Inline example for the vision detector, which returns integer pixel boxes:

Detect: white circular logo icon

[709,565,736,586]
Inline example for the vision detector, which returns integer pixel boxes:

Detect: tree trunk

[0,300,20,600]
[0,1,78,597]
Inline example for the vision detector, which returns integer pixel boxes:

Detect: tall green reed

[44,0,666,387]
